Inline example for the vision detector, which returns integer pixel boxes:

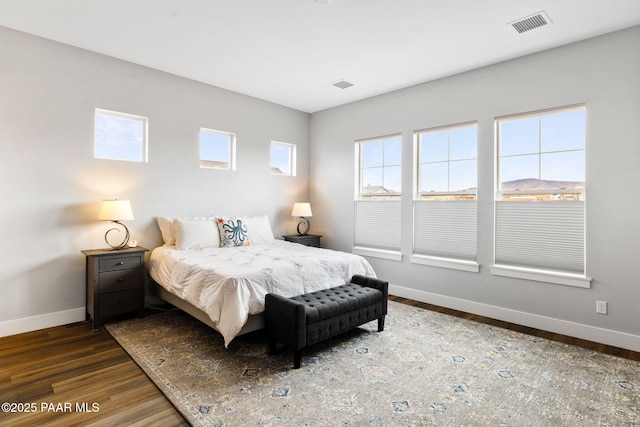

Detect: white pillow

[156,217,175,246]
[245,215,275,244]
[173,218,220,250]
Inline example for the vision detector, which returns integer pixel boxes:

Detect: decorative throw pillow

[216,217,252,247]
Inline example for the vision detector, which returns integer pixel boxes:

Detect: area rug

[105,301,640,426]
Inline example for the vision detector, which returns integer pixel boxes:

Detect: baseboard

[0,307,86,338]
[389,284,640,353]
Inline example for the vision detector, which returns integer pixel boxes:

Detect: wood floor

[1,297,638,426]
[0,319,188,426]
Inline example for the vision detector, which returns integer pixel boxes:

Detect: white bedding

[148,240,376,346]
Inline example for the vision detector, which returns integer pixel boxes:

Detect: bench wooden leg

[293,350,302,369]
[378,316,385,332]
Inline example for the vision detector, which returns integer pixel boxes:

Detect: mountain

[500,178,584,191]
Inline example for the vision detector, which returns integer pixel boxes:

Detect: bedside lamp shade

[291,203,312,218]
[98,200,134,249]
[292,202,312,236]
[98,199,134,221]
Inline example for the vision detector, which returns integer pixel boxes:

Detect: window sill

[411,254,479,273]
[490,264,591,288]
[352,246,403,262]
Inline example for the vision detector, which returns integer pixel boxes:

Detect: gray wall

[3,24,640,351]
[310,26,640,351]
[0,27,310,335]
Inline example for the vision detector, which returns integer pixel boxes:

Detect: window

[412,123,478,270]
[417,123,477,200]
[357,135,402,200]
[199,128,236,170]
[94,109,147,162]
[353,135,402,259]
[270,141,296,176]
[498,107,585,201]
[493,105,588,286]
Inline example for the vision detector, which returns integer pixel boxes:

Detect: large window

[270,141,296,176]
[417,123,477,200]
[493,105,588,286]
[94,109,148,162]
[357,135,402,200]
[498,107,585,201]
[353,135,402,259]
[413,123,478,269]
[200,128,236,170]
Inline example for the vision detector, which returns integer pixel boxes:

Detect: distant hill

[501,178,584,191]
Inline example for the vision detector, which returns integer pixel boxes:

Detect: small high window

[270,141,296,176]
[200,128,236,170]
[94,109,148,162]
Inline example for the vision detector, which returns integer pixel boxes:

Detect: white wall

[0,27,310,336]
[310,26,640,351]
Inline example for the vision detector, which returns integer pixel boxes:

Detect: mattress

[148,240,376,346]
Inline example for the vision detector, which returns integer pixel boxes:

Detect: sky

[96,106,585,189]
[95,117,293,174]
[360,107,585,194]
[94,112,145,161]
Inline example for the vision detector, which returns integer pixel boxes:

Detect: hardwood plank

[0,320,187,426]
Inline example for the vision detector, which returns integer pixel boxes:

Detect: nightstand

[283,234,322,247]
[82,247,149,330]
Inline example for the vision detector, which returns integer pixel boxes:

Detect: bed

[148,215,376,347]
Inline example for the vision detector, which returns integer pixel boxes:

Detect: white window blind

[495,201,585,273]
[413,200,477,260]
[354,201,401,250]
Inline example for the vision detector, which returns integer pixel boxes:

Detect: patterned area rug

[105,301,640,426]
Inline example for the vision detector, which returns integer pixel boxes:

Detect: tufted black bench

[265,275,388,368]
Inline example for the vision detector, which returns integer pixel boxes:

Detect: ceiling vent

[332,79,355,89]
[509,11,552,34]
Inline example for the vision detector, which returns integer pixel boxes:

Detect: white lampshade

[97,199,134,221]
[291,202,312,217]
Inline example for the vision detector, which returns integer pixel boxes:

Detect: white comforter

[148,240,376,346]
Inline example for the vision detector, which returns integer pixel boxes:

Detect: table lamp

[97,199,134,249]
[292,202,312,236]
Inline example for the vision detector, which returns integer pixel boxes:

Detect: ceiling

[1,0,639,113]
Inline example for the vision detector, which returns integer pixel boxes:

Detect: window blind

[413,200,477,260]
[354,200,401,250]
[495,201,585,273]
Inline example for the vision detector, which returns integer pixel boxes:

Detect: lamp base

[296,217,310,236]
[105,221,131,250]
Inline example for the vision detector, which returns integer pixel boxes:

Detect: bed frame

[152,281,265,337]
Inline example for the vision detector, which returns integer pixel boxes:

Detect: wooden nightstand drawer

[99,269,141,293]
[82,247,148,330]
[99,255,141,271]
[99,289,142,315]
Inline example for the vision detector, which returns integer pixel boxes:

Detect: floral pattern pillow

[216,217,251,247]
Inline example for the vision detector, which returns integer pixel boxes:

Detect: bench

[265,275,388,368]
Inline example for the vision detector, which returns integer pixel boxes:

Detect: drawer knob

[117,278,124,283]
[117,298,124,303]
[117,261,124,265]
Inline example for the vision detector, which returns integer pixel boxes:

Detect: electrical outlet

[596,300,608,314]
